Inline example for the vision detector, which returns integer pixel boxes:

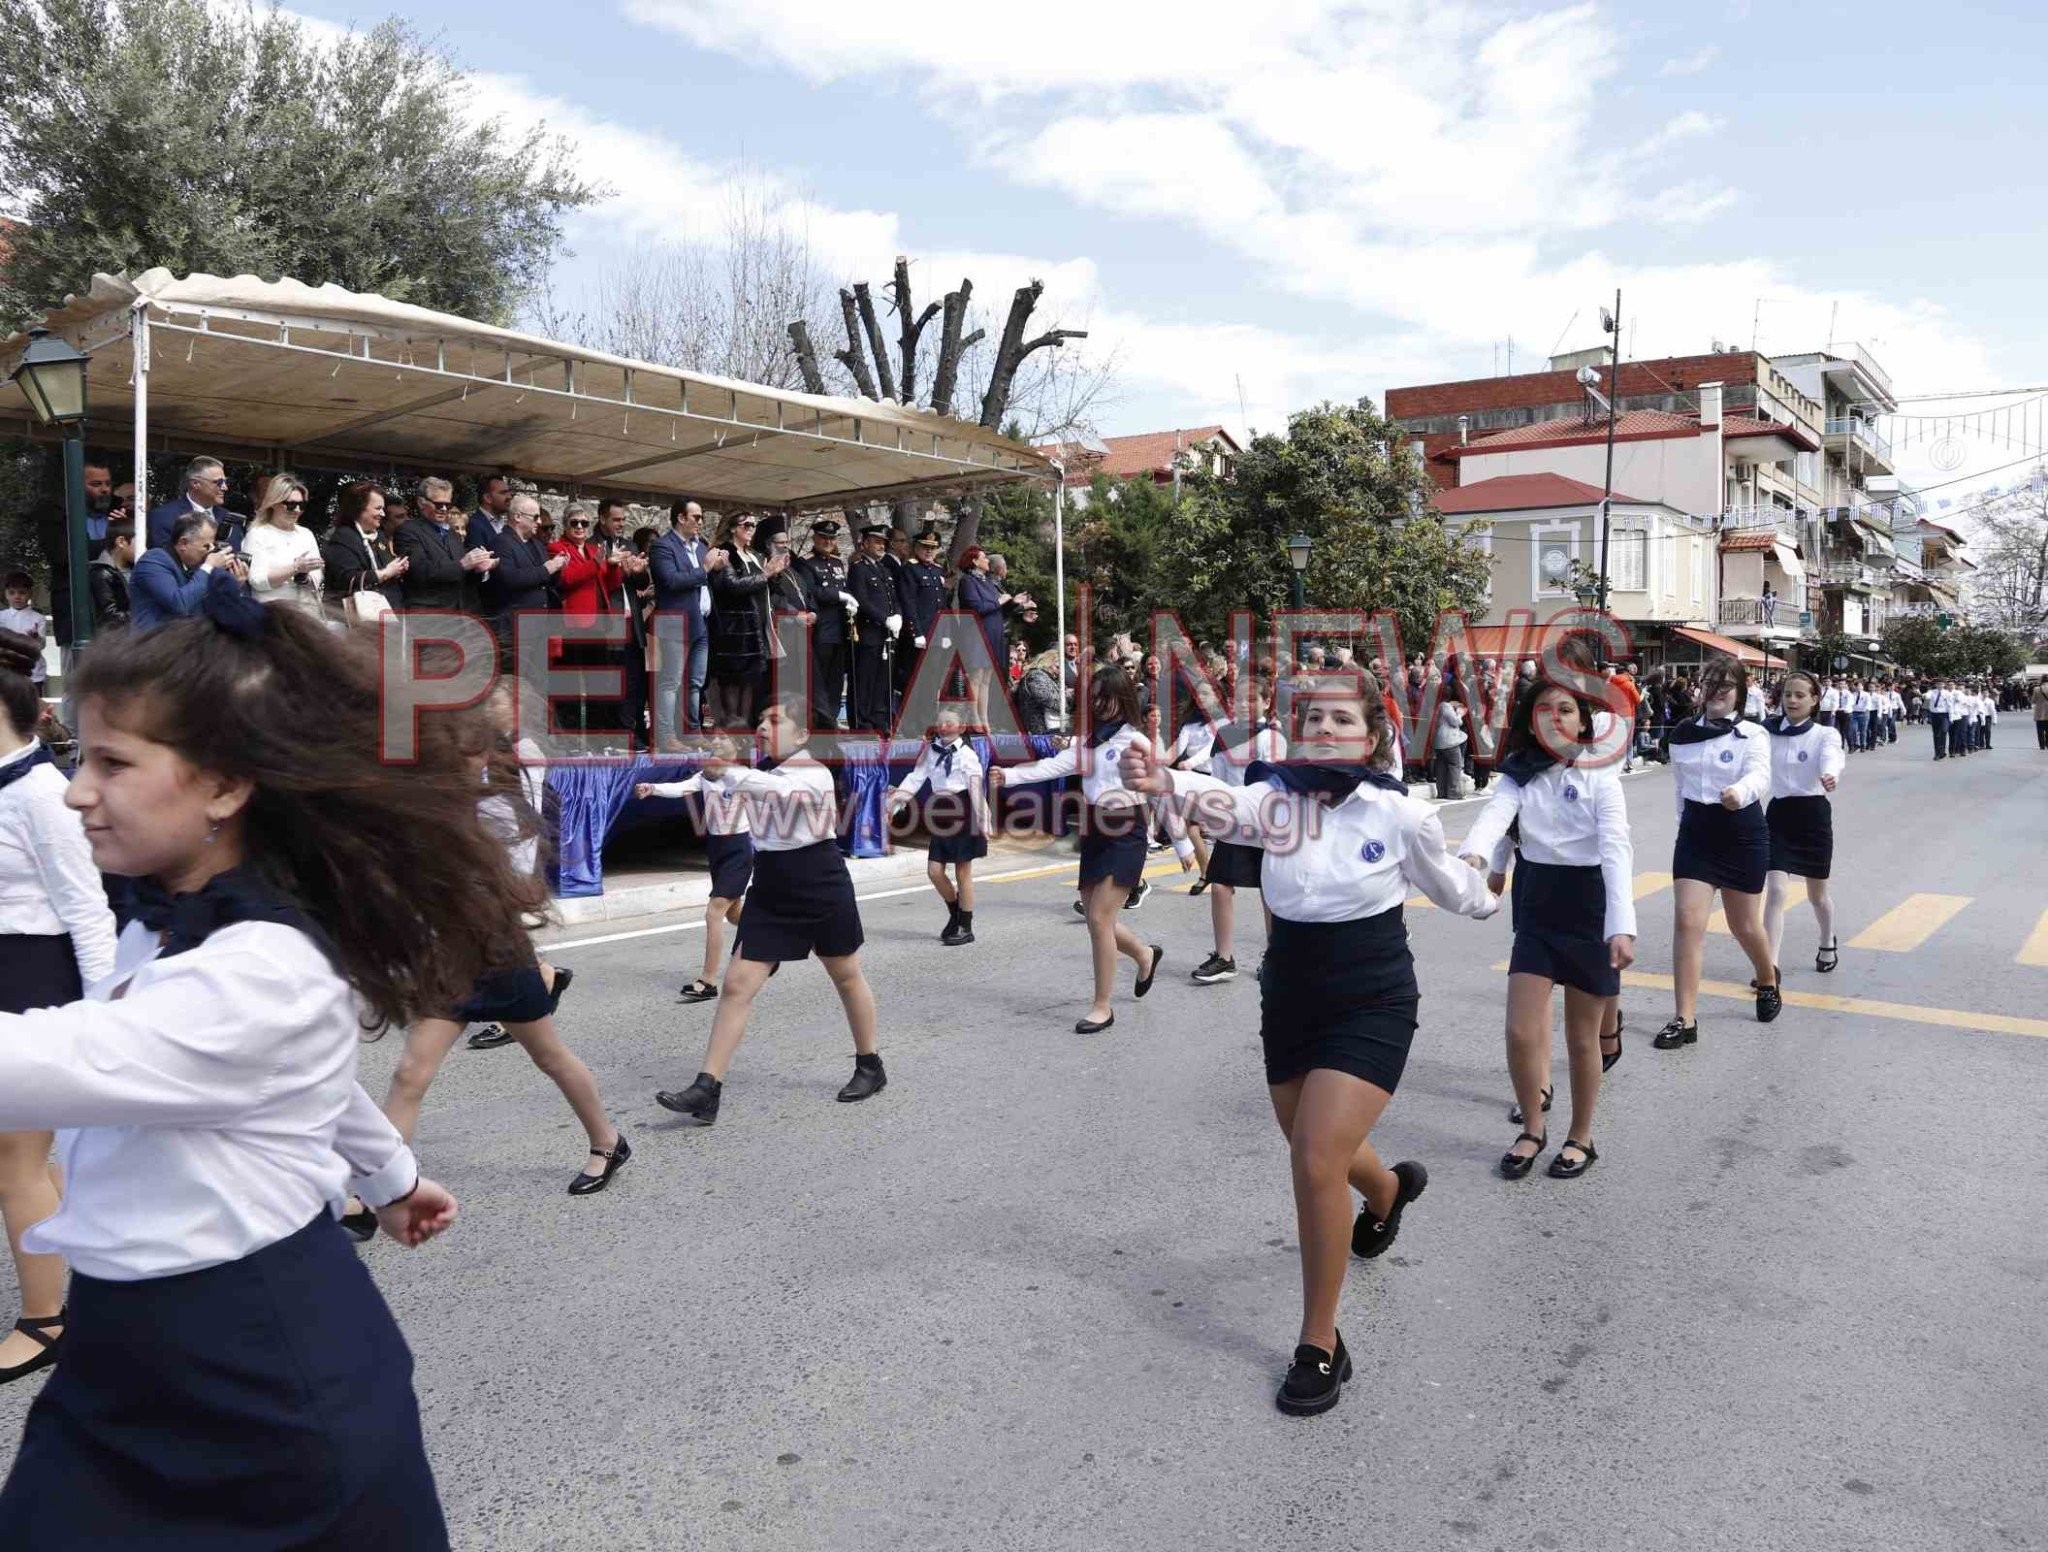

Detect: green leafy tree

[0,0,596,327]
[1880,615,1956,677]
[1070,474,1170,645]
[1951,623,2025,679]
[1158,399,1489,653]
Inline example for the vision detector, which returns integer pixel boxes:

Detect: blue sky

[292,0,2048,499]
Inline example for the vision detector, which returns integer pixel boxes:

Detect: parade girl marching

[1760,671,1845,976]
[1459,679,1635,1181]
[1124,670,1498,1416]
[887,707,989,946]
[636,736,757,1002]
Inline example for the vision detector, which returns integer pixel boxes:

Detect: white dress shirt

[717,754,839,849]
[1669,719,1771,817]
[1820,687,1844,714]
[643,772,751,835]
[1004,723,1153,811]
[1166,769,1498,925]
[1161,720,1215,770]
[1744,685,1766,720]
[1459,762,1636,940]
[479,740,548,877]
[1764,719,1845,799]
[0,920,418,1281]
[1208,722,1286,785]
[0,744,119,981]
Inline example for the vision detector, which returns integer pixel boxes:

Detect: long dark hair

[1293,669,1398,772]
[1500,678,1595,763]
[72,613,540,1028]
[1697,652,1749,711]
[0,627,39,737]
[1090,663,1142,729]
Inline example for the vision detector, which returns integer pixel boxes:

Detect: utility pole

[1596,289,1622,615]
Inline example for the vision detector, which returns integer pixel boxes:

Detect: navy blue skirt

[1203,838,1263,890]
[1673,799,1769,895]
[0,1215,446,1550]
[734,840,863,962]
[453,961,552,1025]
[1076,803,1147,889]
[0,933,83,1015]
[919,790,987,865]
[1258,908,1419,1091]
[1766,794,1833,879]
[705,831,755,900]
[1508,859,1619,998]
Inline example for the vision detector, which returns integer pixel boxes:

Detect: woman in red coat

[547,505,625,734]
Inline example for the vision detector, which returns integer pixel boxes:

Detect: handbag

[344,585,392,627]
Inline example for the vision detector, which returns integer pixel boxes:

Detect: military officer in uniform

[848,522,904,731]
[903,529,949,679]
[798,518,855,729]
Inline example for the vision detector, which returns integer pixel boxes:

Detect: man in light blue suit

[648,498,723,746]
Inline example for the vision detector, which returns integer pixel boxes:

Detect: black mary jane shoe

[1508,1085,1553,1126]
[1074,1012,1116,1034]
[1652,1017,1697,1050]
[1815,939,1840,974]
[340,1202,379,1243]
[1547,1139,1597,1180]
[837,1059,888,1103]
[1498,1131,1547,1180]
[466,1021,514,1050]
[1188,878,1209,897]
[1756,978,1783,1024]
[1134,945,1165,998]
[546,965,575,1013]
[677,979,719,1004]
[1275,1330,1352,1417]
[568,1132,631,1196]
[0,1313,64,1386]
[1352,1160,1428,1259]
[1601,1012,1624,1073]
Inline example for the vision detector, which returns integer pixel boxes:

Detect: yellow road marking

[1847,894,1971,953]
[1633,871,1674,900]
[1705,908,1729,936]
[1481,964,2047,1040]
[2017,910,2048,968]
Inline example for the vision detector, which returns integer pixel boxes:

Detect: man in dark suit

[479,491,566,672]
[649,498,723,744]
[131,510,243,629]
[796,518,855,729]
[145,455,243,551]
[394,475,496,613]
[847,523,902,731]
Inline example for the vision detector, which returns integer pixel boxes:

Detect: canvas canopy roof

[0,269,1047,512]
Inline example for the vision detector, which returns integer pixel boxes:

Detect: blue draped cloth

[547,733,1066,898]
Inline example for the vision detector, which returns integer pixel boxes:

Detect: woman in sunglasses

[241,474,325,616]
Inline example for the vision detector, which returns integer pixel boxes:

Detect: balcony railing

[1717,598,1797,628]
[1824,341,1896,400]
[1720,505,1801,533]
[1814,563,1883,589]
[1825,417,1893,464]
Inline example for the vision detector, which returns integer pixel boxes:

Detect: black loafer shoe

[568,1131,630,1195]
[655,1074,721,1125]
[1352,1160,1427,1259]
[546,966,575,1013]
[837,1060,887,1103]
[1652,1017,1697,1049]
[1275,1330,1352,1416]
[1075,1013,1115,1034]
[1135,945,1164,997]
[1756,981,1783,1023]
[677,980,719,1004]
[466,1022,514,1050]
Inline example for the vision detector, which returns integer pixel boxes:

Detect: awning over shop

[0,270,1047,513]
[1671,625,1786,669]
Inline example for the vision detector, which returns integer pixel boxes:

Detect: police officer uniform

[797,520,854,729]
[902,531,949,683]
[847,524,901,731]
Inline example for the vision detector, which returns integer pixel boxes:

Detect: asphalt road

[4,730,2046,1551]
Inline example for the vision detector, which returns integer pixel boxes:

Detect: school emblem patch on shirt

[1562,784,1579,802]
[1719,750,1735,763]
[1360,839,1386,863]
[1797,751,1809,762]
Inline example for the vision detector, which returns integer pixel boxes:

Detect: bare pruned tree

[1967,478,2048,639]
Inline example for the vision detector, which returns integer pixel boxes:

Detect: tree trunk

[947,492,982,568]
[834,288,879,399]
[978,281,1087,430]
[853,283,896,403]
[890,255,941,407]
[787,320,826,395]
[931,280,976,417]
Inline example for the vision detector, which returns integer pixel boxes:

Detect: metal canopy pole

[131,303,151,514]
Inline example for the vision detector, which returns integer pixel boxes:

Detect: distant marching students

[636,736,755,1002]
[1981,686,1996,751]
[1458,680,1635,1181]
[1184,671,1285,986]
[1928,679,1952,760]
[887,707,989,946]
[655,699,886,1125]
[1951,682,1973,758]
[1655,653,1782,1049]
[1819,676,1846,743]
[1157,699,1218,891]
[990,665,1165,1033]
[1123,669,1498,1415]
[1760,670,1845,977]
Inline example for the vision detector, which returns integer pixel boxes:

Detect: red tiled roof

[1430,472,1652,514]
[1439,408,1819,461]
[1718,530,1781,552]
[1044,425,1241,482]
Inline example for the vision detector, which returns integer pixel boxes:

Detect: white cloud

[1657,45,1720,77]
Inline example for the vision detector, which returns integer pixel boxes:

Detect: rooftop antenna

[1235,373,1249,440]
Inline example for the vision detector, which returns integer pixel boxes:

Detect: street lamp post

[1595,289,1622,615]
[9,328,95,649]
[1050,455,1069,730]
[1286,532,1313,610]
